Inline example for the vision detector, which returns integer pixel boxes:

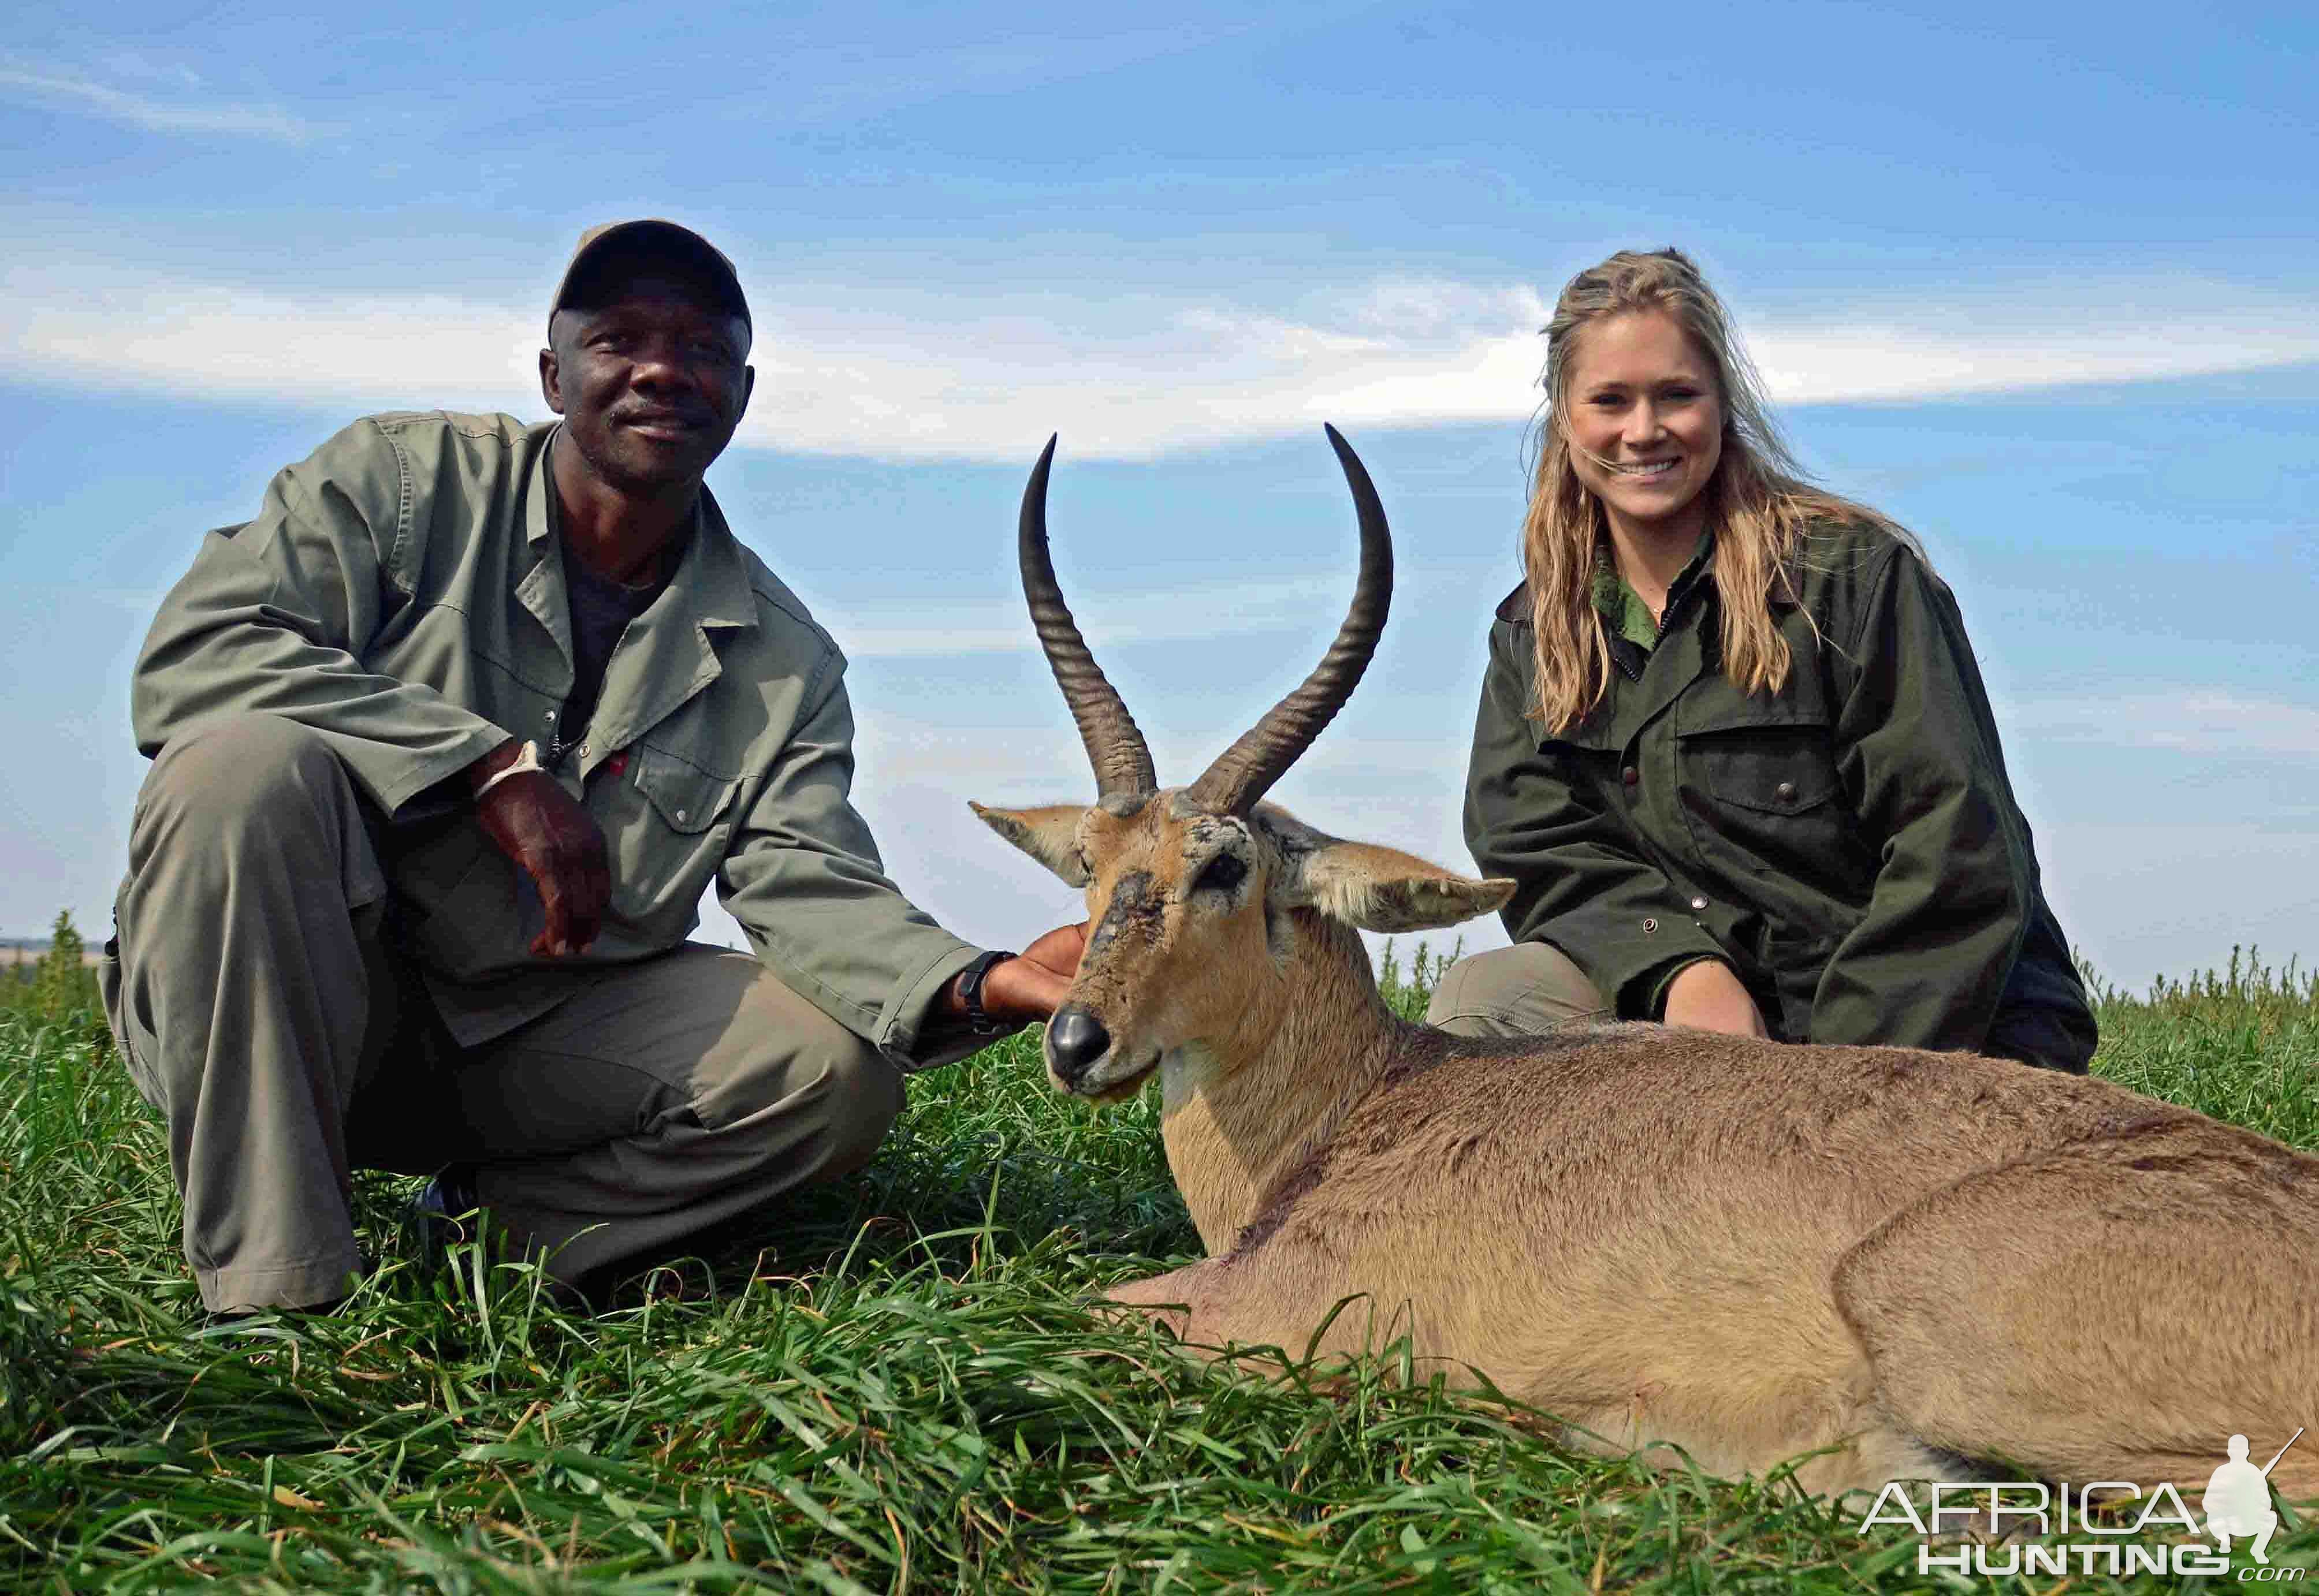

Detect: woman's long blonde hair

[1522,248,1894,731]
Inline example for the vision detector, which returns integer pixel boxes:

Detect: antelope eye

[1193,853,1247,895]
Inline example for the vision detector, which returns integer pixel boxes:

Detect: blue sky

[2,1,2314,990]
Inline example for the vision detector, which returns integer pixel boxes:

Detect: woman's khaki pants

[1423,941,1612,1038]
[104,716,903,1315]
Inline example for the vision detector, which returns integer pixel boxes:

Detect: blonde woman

[1427,249,2095,1071]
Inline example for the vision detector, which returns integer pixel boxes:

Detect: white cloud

[0,65,312,141]
[1750,314,2319,406]
[5,255,2318,461]
[1,264,530,412]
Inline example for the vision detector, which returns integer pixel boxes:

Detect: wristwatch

[956,950,1015,1036]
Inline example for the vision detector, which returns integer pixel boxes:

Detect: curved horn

[1018,435,1158,799]
[1185,424,1393,816]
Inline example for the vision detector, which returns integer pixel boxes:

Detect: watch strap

[957,949,1015,1036]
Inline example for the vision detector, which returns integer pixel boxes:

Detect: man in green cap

[104,220,1082,1315]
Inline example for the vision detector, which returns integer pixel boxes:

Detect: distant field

[3,950,2316,1591]
[0,937,107,974]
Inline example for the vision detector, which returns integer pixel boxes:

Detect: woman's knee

[1424,942,1608,1037]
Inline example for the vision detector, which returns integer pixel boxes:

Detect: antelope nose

[1045,1004,1111,1084]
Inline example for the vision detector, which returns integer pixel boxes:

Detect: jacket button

[1642,917,1658,934]
[1776,780,1796,801]
[1690,896,1707,911]
[1621,766,1639,788]
[543,709,556,724]
[675,808,688,822]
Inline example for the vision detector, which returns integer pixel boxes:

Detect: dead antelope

[972,427,2319,1503]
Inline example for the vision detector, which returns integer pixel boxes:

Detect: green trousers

[103,715,903,1315]
[1424,941,1612,1037]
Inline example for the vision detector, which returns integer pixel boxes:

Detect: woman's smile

[1607,456,1681,480]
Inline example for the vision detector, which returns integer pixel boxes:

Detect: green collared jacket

[131,411,984,1059]
[1464,521,2096,1071]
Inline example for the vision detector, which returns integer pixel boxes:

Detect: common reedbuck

[973,427,2319,1502]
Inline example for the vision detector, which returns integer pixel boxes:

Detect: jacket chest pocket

[1684,724,1840,816]
[1674,713,1867,898]
[611,746,742,923]
[634,748,739,835]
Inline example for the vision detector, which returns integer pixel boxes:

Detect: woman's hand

[1663,959,1770,1038]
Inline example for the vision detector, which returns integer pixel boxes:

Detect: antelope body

[974,429,2319,1501]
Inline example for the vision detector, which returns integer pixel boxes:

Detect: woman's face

[1562,309,1724,540]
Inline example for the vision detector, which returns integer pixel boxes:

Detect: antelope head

[974,427,1514,1105]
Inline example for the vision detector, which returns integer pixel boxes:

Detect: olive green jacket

[1464,523,2095,1070]
[131,411,984,1059]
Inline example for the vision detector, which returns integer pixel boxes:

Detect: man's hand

[467,739,611,957]
[1663,959,1770,1038]
[950,921,1087,1027]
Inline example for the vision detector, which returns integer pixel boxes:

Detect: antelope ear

[970,801,1094,887]
[1281,837,1514,932]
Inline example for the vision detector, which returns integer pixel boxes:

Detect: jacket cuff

[362,722,519,816]
[1639,953,1719,1020]
[1559,917,1727,1020]
[875,942,988,1070]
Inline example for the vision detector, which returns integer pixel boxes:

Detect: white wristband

[474,739,544,800]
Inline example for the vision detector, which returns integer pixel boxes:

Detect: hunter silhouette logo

[2205,1429,2303,1564]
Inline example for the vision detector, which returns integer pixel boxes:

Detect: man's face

[541,270,754,496]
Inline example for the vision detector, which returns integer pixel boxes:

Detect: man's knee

[1425,941,1608,1038]
[125,714,383,945]
[740,1029,900,1183]
[140,714,351,844]
[709,971,903,1181]
[812,1042,904,1179]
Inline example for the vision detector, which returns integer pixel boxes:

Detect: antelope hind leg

[1834,1122,2319,1497]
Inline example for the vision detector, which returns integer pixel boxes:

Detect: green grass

[3,944,2317,1593]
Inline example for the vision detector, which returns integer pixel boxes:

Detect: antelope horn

[1185,424,1393,816]
[1018,435,1158,799]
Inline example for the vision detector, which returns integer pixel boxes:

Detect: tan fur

[978,789,2319,1505]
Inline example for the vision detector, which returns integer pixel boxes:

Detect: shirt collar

[1592,529,1715,652]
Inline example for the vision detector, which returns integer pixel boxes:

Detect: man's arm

[132,418,511,815]
[930,924,1082,1031]
[717,658,1056,1066]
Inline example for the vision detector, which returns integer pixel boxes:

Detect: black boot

[408,1164,480,1270]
